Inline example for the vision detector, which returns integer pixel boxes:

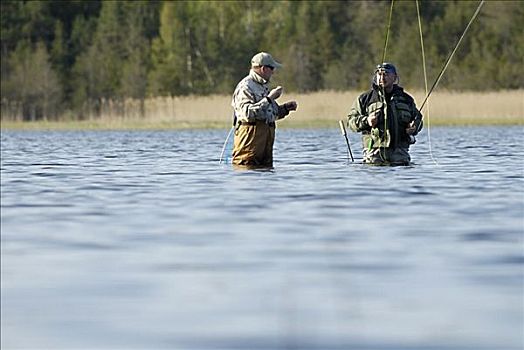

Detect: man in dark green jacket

[347,63,423,165]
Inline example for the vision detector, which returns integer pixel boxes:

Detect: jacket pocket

[366,101,385,118]
[395,102,413,125]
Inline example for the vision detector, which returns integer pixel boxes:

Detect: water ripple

[1,127,522,350]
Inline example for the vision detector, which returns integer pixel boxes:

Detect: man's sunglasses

[264,65,275,70]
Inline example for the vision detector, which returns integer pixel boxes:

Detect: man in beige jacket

[231,52,298,167]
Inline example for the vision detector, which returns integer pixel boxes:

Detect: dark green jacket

[348,84,423,150]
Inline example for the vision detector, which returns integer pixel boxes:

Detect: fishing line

[219,126,234,164]
[418,0,485,111]
[379,83,389,162]
[416,0,438,165]
[378,0,395,163]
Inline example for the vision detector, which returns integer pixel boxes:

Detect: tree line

[1,0,522,121]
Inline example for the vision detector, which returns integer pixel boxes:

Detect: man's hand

[284,101,298,112]
[405,121,417,135]
[268,86,283,100]
[367,111,379,127]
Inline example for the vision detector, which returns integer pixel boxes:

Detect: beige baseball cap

[251,52,282,69]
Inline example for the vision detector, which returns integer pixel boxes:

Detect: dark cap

[375,62,397,74]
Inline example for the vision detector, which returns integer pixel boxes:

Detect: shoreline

[1,117,522,131]
[2,90,522,130]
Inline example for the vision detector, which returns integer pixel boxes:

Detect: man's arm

[348,96,372,132]
[406,103,423,136]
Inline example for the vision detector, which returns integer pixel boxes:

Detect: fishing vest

[359,86,418,149]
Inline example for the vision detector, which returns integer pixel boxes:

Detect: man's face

[260,65,275,80]
[376,69,397,90]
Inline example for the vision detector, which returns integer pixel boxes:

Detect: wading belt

[238,121,275,127]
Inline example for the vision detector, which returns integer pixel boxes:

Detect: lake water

[1,127,523,350]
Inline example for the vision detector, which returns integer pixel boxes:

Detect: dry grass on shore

[2,90,522,130]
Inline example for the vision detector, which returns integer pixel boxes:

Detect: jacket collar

[372,84,404,95]
[250,69,269,85]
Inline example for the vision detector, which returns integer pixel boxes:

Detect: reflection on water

[1,127,523,349]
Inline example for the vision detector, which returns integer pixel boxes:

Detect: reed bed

[2,90,522,130]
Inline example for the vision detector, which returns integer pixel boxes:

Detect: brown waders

[232,120,275,167]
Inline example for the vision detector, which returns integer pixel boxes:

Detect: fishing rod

[419,0,485,111]
[338,120,354,162]
[382,0,395,64]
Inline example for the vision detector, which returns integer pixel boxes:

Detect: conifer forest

[1,0,522,121]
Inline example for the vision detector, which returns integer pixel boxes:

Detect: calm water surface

[1,127,523,350]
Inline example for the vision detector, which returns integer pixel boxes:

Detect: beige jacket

[231,70,288,124]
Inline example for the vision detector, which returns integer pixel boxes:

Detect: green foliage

[1,0,523,120]
[2,41,62,120]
